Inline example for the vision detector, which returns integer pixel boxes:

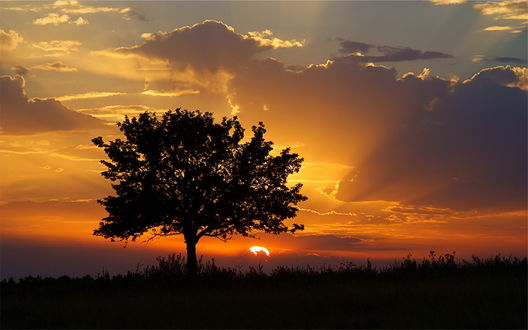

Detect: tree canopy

[92,109,306,274]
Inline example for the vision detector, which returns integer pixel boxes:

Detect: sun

[249,246,271,257]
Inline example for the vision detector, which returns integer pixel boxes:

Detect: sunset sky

[1,0,526,278]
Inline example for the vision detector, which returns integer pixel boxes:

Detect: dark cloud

[338,39,452,62]
[491,56,527,65]
[337,39,373,53]
[0,75,105,134]
[229,57,525,212]
[230,56,451,165]
[119,20,271,73]
[335,67,527,211]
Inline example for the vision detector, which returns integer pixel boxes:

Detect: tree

[92,109,307,275]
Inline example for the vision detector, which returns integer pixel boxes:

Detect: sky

[0,0,527,279]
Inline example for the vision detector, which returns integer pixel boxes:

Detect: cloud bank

[66,20,528,213]
[335,66,527,211]
[0,75,104,134]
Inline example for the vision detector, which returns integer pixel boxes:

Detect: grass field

[1,253,526,329]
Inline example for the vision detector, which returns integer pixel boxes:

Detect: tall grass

[1,252,526,329]
[106,251,527,280]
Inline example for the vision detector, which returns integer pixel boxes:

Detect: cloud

[429,0,526,32]
[492,56,527,64]
[334,66,527,211]
[0,75,104,134]
[75,104,165,121]
[473,1,527,33]
[32,61,78,72]
[465,65,527,89]
[1,0,145,21]
[472,54,527,65]
[473,0,528,20]
[483,25,514,31]
[337,39,452,62]
[141,89,200,97]
[0,29,24,51]
[228,56,451,166]
[118,20,302,74]
[95,20,526,213]
[52,0,145,21]
[117,7,145,21]
[10,65,29,75]
[225,60,524,212]
[32,40,81,55]
[33,13,70,25]
[337,40,373,53]
[430,0,466,4]
[471,55,486,63]
[32,13,88,26]
[10,61,79,77]
[246,29,304,49]
[72,17,88,25]
[55,91,124,102]
[262,233,362,251]
[482,25,524,33]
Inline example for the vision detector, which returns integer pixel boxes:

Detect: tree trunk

[185,238,198,276]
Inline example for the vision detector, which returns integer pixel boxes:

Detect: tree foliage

[92,109,306,273]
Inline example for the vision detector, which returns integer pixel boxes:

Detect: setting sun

[249,246,271,257]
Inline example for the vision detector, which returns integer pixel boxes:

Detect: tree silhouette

[92,109,306,275]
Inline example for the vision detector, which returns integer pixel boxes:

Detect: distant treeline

[1,253,526,329]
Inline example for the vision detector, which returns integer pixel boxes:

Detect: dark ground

[1,254,526,329]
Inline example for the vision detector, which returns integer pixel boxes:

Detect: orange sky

[0,1,527,278]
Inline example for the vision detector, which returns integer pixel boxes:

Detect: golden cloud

[32,13,71,25]
[429,0,467,5]
[0,29,24,51]
[471,55,485,63]
[53,0,144,20]
[246,30,304,49]
[32,40,82,55]
[483,25,514,31]
[72,17,88,25]
[32,13,89,26]
[1,0,144,21]
[473,0,528,20]
[76,104,165,121]
[140,89,200,97]
[55,91,124,102]
[32,61,77,72]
